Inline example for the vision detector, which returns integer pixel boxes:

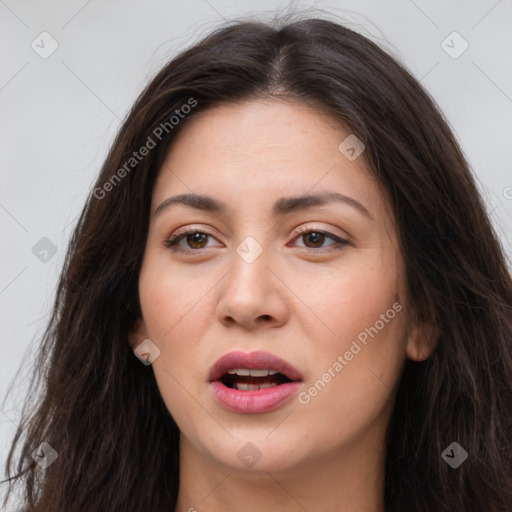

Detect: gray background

[1,0,511,503]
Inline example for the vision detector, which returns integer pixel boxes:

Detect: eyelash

[163,226,349,254]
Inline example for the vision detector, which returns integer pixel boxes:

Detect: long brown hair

[3,13,512,512]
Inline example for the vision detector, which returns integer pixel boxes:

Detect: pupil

[305,232,323,247]
[188,233,207,248]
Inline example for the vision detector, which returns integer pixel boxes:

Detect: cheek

[137,253,218,373]
[141,271,210,436]
[138,253,214,337]
[293,257,406,426]
[293,251,402,352]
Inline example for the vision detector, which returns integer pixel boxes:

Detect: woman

[2,13,512,512]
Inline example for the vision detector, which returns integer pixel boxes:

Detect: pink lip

[210,380,302,414]
[208,350,303,382]
[208,350,303,414]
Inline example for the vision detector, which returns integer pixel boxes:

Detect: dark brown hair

[3,13,512,512]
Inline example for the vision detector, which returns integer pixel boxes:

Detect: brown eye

[165,228,348,254]
[165,230,218,252]
[186,233,208,248]
[293,229,349,251]
[302,232,325,248]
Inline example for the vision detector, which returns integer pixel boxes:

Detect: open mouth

[219,368,294,391]
[208,350,303,413]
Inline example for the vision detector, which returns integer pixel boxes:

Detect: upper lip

[208,350,303,382]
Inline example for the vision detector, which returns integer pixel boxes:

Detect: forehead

[153,99,391,226]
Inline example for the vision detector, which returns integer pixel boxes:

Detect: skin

[129,99,437,512]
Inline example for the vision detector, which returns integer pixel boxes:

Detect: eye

[164,228,220,253]
[164,226,349,254]
[291,228,349,251]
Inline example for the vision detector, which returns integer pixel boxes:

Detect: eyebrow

[154,192,373,220]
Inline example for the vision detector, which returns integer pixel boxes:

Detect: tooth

[234,381,279,390]
[268,370,279,375]
[227,369,237,374]
[235,382,254,390]
[258,382,278,389]
[235,369,251,376]
[249,369,269,377]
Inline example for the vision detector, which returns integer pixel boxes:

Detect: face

[131,99,432,474]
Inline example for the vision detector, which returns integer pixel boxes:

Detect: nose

[215,245,289,331]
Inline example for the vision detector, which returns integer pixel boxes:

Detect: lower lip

[210,380,302,414]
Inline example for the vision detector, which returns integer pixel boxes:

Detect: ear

[405,318,440,362]
[128,318,148,351]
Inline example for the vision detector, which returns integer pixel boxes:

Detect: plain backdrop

[1,0,511,500]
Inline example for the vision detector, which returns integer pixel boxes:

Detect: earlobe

[128,318,148,350]
[406,321,440,362]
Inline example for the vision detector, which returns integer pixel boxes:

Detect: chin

[202,434,309,474]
